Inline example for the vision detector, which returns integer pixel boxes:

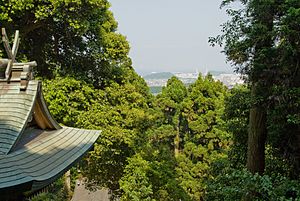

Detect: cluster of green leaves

[175,75,230,200]
[206,167,300,201]
[28,177,70,201]
[267,86,300,177]
[43,77,96,126]
[0,0,129,87]
[224,85,250,168]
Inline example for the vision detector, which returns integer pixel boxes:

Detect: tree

[120,140,189,201]
[176,74,230,200]
[210,0,300,175]
[224,85,250,168]
[0,0,130,87]
[119,154,155,201]
[155,76,187,157]
[75,66,155,198]
[43,76,96,127]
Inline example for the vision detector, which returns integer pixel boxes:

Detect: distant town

[143,71,244,94]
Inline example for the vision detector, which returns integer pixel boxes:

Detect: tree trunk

[246,2,274,175]
[246,85,267,174]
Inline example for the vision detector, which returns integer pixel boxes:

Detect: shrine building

[0,29,100,200]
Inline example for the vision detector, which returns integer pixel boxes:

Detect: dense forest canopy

[0,0,299,200]
[0,0,130,87]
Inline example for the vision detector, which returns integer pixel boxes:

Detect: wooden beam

[14,61,37,67]
[12,30,19,57]
[1,29,21,81]
[1,28,13,59]
[0,60,37,68]
[5,60,13,80]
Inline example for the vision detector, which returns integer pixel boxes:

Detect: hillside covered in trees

[0,0,299,200]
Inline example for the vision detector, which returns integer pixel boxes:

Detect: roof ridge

[1,28,37,90]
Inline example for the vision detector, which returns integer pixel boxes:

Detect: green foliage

[74,67,155,198]
[103,74,230,201]
[160,76,187,104]
[175,74,230,200]
[0,0,130,87]
[212,0,300,177]
[143,128,191,201]
[120,127,190,201]
[182,74,228,143]
[206,168,300,201]
[42,66,155,199]
[155,76,187,126]
[119,154,155,201]
[21,1,299,199]
[41,67,299,201]
[267,86,300,177]
[43,77,96,126]
[28,177,69,201]
[225,85,250,167]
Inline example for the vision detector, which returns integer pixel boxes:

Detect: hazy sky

[109,0,233,75]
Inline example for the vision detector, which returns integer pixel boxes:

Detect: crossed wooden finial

[1,28,20,80]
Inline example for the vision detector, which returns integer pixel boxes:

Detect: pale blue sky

[109,0,233,75]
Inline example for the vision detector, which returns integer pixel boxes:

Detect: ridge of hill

[143,72,174,80]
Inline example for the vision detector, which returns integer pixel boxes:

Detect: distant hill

[208,70,232,76]
[143,72,174,80]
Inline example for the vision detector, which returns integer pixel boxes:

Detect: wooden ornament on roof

[0,28,37,90]
[0,28,100,201]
